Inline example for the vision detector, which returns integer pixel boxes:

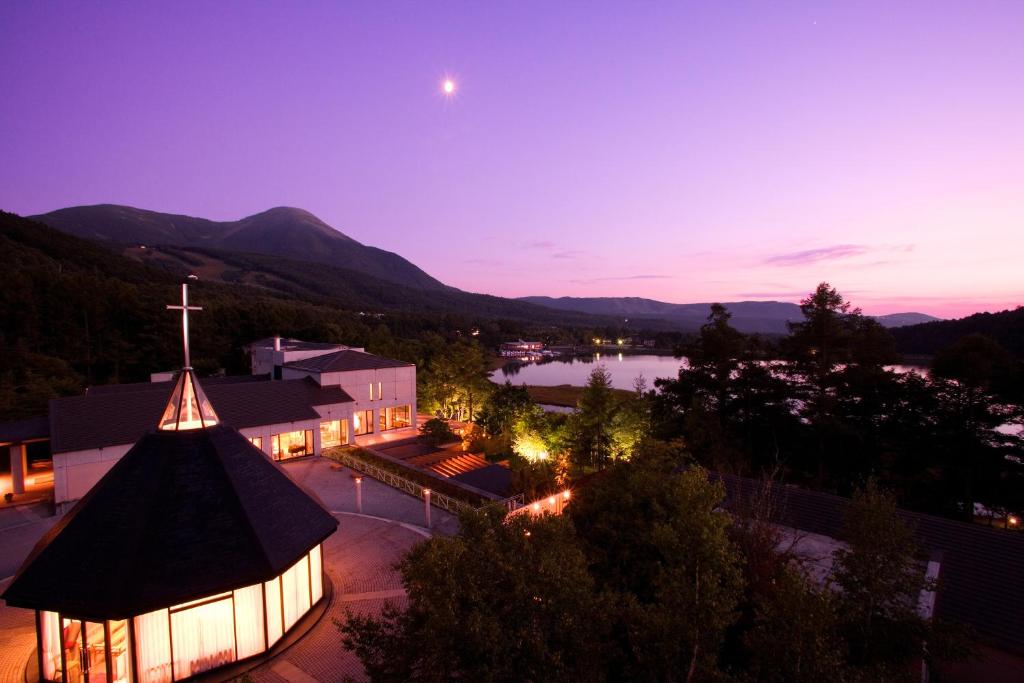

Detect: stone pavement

[280,457,460,537]
[0,577,34,683]
[0,456,459,683]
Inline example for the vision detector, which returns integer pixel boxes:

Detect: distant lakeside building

[499,340,544,357]
[3,336,416,513]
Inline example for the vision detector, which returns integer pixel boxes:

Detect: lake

[492,353,929,391]
[493,353,685,391]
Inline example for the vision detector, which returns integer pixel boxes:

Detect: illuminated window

[271,430,313,461]
[248,436,263,450]
[353,410,373,436]
[44,545,325,683]
[319,420,348,448]
[379,405,412,431]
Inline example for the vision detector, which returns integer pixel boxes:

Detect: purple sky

[2,2,1022,318]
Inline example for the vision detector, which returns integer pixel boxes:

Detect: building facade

[47,339,416,511]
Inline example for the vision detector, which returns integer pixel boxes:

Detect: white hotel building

[46,337,416,512]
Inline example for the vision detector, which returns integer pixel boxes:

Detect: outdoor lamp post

[423,488,431,528]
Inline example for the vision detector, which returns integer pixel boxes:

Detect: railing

[324,448,535,516]
[325,447,474,513]
[498,493,525,513]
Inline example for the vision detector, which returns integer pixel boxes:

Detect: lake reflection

[493,354,685,390]
[493,354,930,391]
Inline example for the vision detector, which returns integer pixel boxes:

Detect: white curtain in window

[310,545,324,604]
[264,577,283,647]
[281,555,311,631]
[233,584,266,659]
[40,611,61,681]
[170,598,235,679]
[133,609,172,683]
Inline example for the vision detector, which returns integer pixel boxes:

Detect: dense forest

[890,306,1024,358]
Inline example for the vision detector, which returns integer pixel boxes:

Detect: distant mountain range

[31,204,940,334]
[519,296,939,334]
[32,204,448,291]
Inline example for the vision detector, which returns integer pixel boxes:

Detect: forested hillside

[0,212,614,419]
[891,307,1024,358]
[33,204,451,291]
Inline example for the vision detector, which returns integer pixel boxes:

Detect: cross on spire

[167,283,202,369]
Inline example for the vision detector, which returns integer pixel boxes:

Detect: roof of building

[713,473,1024,656]
[0,416,50,446]
[2,424,338,620]
[450,464,512,497]
[283,349,413,373]
[86,373,270,396]
[247,337,346,352]
[50,376,353,453]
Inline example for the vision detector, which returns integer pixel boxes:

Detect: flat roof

[284,349,413,373]
[0,416,50,446]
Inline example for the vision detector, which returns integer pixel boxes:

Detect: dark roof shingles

[2,425,338,619]
[50,377,352,453]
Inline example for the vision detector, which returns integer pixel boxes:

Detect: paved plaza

[0,457,458,683]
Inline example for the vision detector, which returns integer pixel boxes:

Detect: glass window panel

[281,555,311,632]
[133,609,171,683]
[310,545,324,604]
[84,622,107,682]
[319,421,341,448]
[108,619,132,683]
[272,430,309,461]
[61,618,84,683]
[170,597,236,679]
[354,410,373,436]
[264,577,283,647]
[233,584,266,659]
[248,436,263,450]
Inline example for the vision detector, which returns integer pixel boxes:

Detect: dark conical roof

[2,424,337,621]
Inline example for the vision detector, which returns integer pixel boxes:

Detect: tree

[569,452,743,681]
[930,334,1024,519]
[418,339,493,421]
[418,417,457,446]
[831,482,970,678]
[685,303,748,410]
[573,366,618,468]
[608,375,650,460]
[339,508,608,682]
[475,380,533,438]
[743,566,846,682]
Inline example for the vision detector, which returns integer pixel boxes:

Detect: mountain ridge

[519,296,940,333]
[31,204,445,291]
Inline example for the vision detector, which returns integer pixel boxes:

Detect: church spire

[158,283,219,431]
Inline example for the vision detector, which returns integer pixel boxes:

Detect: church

[3,284,340,683]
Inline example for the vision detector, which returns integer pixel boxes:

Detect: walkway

[0,457,458,683]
